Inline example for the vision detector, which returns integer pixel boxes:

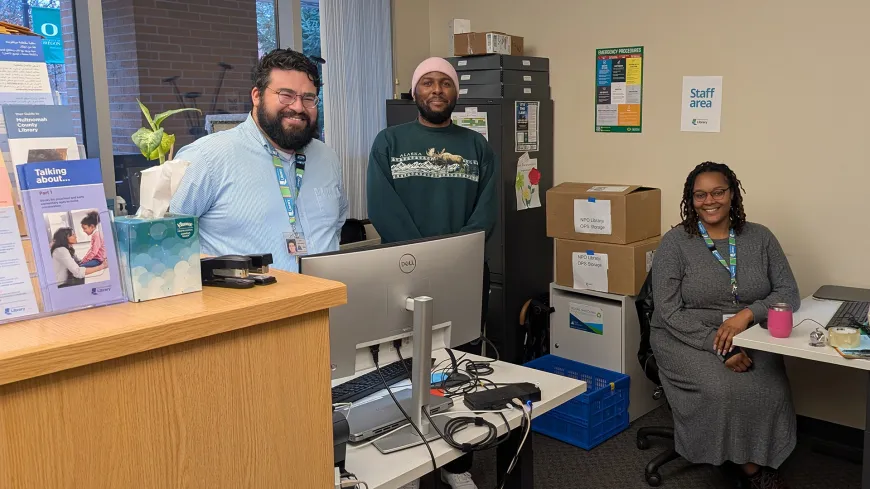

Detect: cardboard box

[555,237,662,296]
[454,31,523,56]
[449,18,471,51]
[114,214,203,302]
[547,183,661,244]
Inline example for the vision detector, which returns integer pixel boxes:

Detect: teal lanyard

[697,222,739,304]
[269,148,306,228]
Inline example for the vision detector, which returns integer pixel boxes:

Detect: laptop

[337,387,453,443]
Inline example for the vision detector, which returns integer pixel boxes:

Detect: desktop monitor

[204,114,247,134]
[298,231,484,380]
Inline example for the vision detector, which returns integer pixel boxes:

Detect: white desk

[734,296,870,488]
[342,349,587,489]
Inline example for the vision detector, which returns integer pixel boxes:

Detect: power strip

[463,382,542,411]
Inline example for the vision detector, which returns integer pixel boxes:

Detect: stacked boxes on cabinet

[546,183,662,296]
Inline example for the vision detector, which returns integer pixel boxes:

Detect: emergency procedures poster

[595,46,643,133]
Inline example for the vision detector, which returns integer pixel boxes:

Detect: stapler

[246,253,277,285]
[200,254,277,288]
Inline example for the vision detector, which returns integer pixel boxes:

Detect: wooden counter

[0,269,346,489]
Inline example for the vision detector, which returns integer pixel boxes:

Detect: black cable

[369,345,437,472]
[397,349,513,454]
[479,335,501,362]
[794,318,826,330]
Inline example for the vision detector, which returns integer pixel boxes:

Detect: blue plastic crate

[524,355,630,450]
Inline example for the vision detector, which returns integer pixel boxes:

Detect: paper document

[515,101,539,152]
[572,252,609,292]
[574,199,612,235]
[451,109,488,140]
[0,153,38,320]
[515,152,541,210]
[588,185,629,192]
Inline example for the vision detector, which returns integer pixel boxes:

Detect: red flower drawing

[528,167,541,186]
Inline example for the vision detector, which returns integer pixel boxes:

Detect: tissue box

[113,214,202,302]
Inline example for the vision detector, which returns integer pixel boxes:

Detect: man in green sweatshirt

[367,57,497,489]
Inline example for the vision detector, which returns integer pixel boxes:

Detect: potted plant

[131,99,200,165]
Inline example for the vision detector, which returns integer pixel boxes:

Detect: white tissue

[135,159,190,219]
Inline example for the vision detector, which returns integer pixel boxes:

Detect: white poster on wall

[681,76,723,133]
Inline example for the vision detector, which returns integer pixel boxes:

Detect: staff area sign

[595,46,643,133]
[681,76,723,133]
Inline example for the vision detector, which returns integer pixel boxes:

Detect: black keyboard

[332,358,413,405]
[826,301,870,330]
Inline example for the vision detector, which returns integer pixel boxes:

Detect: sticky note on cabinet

[573,199,612,235]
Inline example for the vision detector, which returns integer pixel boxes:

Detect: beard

[256,101,319,152]
[416,95,456,125]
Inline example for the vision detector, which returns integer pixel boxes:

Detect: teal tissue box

[113,214,203,302]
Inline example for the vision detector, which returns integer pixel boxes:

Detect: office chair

[634,271,680,487]
[635,273,746,489]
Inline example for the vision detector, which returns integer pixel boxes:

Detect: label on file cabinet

[569,302,604,335]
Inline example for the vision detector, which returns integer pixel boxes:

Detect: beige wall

[391,0,431,98]
[396,0,870,428]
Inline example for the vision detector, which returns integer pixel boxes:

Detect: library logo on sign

[91,285,112,295]
[4,306,26,316]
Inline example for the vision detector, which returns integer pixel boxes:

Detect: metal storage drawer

[458,70,550,86]
[447,55,549,72]
[458,84,551,100]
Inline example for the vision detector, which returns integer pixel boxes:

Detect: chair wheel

[645,472,662,487]
[637,438,651,450]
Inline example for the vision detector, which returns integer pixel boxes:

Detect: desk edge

[0,284,346,386]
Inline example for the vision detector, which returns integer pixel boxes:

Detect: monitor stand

[373,296,457,454]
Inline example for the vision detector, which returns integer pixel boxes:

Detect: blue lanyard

[268,148,306,228]
[697,222,739,304]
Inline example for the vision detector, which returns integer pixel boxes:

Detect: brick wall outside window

[61,0,260,156]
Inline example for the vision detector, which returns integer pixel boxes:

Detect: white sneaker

[440,470,478,489]
[396,479,420,489]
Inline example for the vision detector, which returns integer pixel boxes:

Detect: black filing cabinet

[385,93,554,364]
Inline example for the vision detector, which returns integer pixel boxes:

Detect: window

[0,0,85,148]
[256,0,276,56]
[301,0,323,139]
[101,0,279,156]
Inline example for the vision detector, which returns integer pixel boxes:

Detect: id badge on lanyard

[271,150,308,256]
[697,222,739,304]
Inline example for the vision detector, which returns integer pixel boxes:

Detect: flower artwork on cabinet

[515,152,541,210]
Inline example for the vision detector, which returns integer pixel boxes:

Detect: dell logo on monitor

[399,254,417,274]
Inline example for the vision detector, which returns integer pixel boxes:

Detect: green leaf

[146,133,176,163]
[132,127,164,160]
[153,108,201,128]
[137,99,156,130]
[515,173,524,190]
[160,133,175,156]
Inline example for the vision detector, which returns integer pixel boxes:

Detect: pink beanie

[411,57,460,100]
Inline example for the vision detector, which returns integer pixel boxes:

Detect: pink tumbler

[767,303,794,338]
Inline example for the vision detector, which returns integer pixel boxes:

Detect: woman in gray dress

[651,162,800,489]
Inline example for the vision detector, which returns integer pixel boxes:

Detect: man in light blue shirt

[171,49,348,272]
